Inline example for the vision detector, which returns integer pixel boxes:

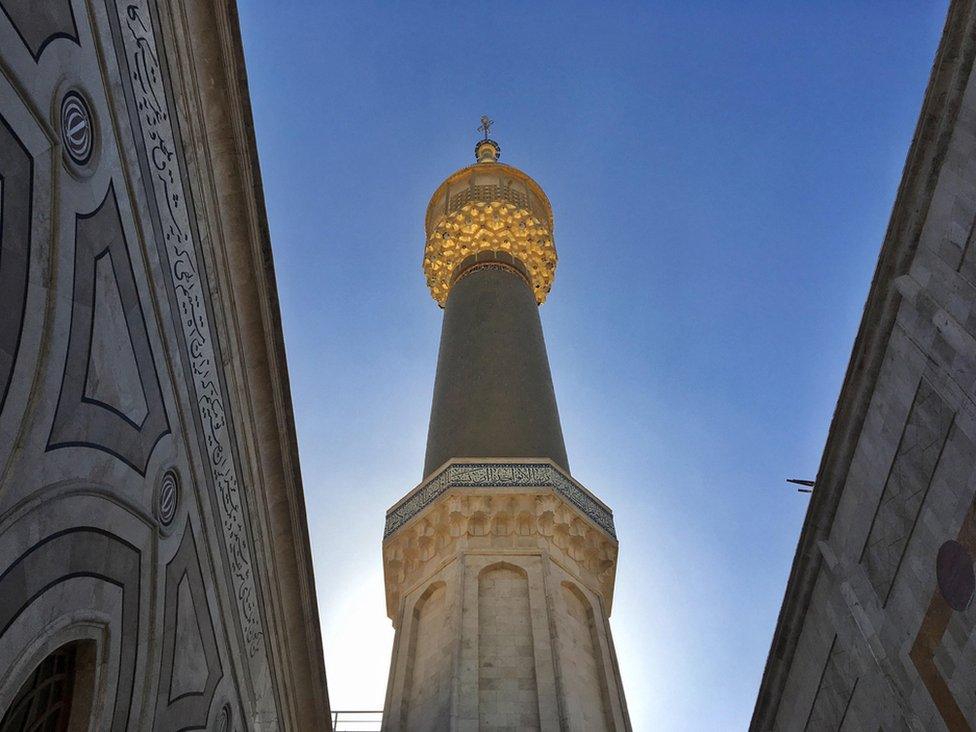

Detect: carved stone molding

[383,480,619,619]
[385,460,616,539]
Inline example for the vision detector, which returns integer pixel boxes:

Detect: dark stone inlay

[0,0,79,61]
[937,539,974,612]
[155,521,222,729]
[47,182,169,474]
[0,527,141,731]
[0,112,32,416]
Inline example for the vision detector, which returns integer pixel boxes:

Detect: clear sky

[237,2,949,728]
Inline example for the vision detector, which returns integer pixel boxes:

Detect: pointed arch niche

[559,581,612,731]
[400,581,450,730]
[478,562,539,728]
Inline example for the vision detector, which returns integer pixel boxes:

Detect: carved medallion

[157,469,179,527]
[59,91,92,166]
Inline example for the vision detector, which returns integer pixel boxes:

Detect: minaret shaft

[424,266,569,478]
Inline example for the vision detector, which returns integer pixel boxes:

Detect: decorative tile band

[385,462,616,539]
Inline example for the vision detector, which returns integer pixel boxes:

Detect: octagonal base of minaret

[382,459,631,731]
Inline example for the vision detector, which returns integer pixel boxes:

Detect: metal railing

[331,710,383,731]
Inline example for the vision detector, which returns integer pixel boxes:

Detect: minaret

[382,121,630,731]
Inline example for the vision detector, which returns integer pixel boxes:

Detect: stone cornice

[385,460,616,539]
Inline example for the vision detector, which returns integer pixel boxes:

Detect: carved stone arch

[0,527,142,730]
[400,580,449,730]
[413,579,446,610]
[477,559,528,579]
[0,638,97,730]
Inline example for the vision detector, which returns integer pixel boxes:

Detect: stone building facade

[382,136,631,730]
[753,2,976,729]
[0,1,329,728]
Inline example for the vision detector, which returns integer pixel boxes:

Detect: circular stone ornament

[157,469,180,527]
[937,539,975,611]
[60,91,93,166]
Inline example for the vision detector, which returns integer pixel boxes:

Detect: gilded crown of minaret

[423,116,557,306]
[382,121,630,731]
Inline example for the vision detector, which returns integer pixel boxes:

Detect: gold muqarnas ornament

[422,117,557,306]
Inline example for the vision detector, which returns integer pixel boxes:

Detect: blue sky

[237,2,948,727]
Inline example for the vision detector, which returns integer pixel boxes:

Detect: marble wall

[0,1,328,728]
[753,2,976,729]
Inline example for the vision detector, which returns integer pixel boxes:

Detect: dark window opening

[0,643,80,732]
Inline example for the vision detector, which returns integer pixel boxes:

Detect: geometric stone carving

[0,113,32,417]
[0,0,79,62]
[215,704,232,731]
[171,577,207,697]
[155,522,222,730]
[156,469,179,528]
[47,182,169,474]
[0,527,142,729]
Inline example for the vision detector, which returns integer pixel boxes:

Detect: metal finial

[478,115,493,140]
